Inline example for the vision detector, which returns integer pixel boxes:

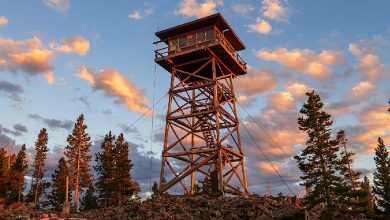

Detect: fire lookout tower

[154,13,248,196]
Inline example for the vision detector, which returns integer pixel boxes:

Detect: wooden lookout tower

[154,13,248,195]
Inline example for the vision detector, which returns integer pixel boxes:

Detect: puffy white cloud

[255,48,345,79]
[247,18,272,35]
[0,16,8,26]
[262,0,290,21]
[177,0,223,18]
[76,65,150,114]
[43,0,70,12]
[50,36,90,55]
[0,37,55,84]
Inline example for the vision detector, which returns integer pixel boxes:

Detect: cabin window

[187,34,195,46]
[197,31,205,43]
[205,28,213,41]
[179,36,187,49]
[169,39,178,52]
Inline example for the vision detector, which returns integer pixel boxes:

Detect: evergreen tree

[336,130,363,216]
[94,131,116,208]
[337,130,361,188]
[0,148,15,202]
[27,128,49,205]
[360,176,375,217]
[372,137,390,214]
[64,114,93,211]
[152,182,158,195]
[9,144,28,203]
[79,185,98,211]
[294,91,342,216]
[113,133,140,206]
[44,157,71,211]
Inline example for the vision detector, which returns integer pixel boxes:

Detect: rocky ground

[1,194,307,220]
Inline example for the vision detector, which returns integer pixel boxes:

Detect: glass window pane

[197,31,205,43]
[179,37,186,49]
[187,34,195,46]
[205,29,213,41]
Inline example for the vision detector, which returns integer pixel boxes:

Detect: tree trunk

[74,143,81,211]
[18,188,21,203]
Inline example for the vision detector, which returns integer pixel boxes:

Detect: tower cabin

[154,13,247,81]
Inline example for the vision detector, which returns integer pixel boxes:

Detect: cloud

[43,0,70,12]
[129,11,142,20]
[50,36,90,55]
[177,0,223,18]
[232,3,255,16]
[234,68,277,95]
[0,16,8,26]
[0,80,23,102]
[255,48,345,79]
[76,65,95,85]
[28,114,73,130]
[0,37,55,84]
[345,101,390,153]
[76,65,150,115]
[285,83,311,99]
[351,81,375,97]
[13,123,28,133]
[261,0,290,22]
[348,39,387,79]
[0,125,22,137]
[247,18,272,35]
[0,132,15,147]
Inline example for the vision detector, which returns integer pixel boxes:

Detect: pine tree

[0,148,15,202]
[152,182,158,195]
[44,157,71,211]
[94,131,116,208]
[64,114,93,211]
[113,133,140,206]
[294,91,342,216]
[372,137,390,214]
[360,176,375,217]
[336,130,363,216]
[9,144,28,203]
[27,128,49,205]
[337,130,361,188]
[79,185,98,211]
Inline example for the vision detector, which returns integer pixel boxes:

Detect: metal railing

[154,31,246,71]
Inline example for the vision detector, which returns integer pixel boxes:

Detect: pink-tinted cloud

[262,0,290,22]
[43,0,70,12]
[0,37,55,84]
[255,48,345,79]
[235,68,277,95]
[76,65,149,114]
[0,16,8,26]
[247,19,272,35]
[176,0,223,18]
[353,102,390,152]
[51,36,90,55]
[349,39,387,79]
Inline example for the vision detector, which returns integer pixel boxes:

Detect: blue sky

[0,0,389,196]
